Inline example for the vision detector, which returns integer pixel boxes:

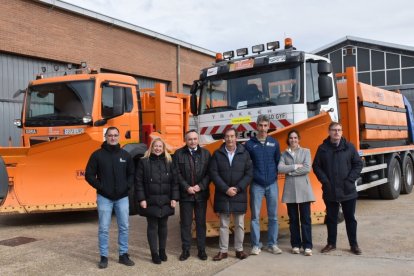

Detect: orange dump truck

[0,71,189,213]
[190,39,414,236]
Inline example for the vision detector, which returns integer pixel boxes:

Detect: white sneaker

[250,246,261,255]
[304,248,312,256]
[291,247,300,254]
[268,245,282,254]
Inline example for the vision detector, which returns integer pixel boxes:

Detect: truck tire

[401,153,414,194]
[122,143,148,216]
[0,156,9,203]
[366,186,381,199]
[379,155,401,199]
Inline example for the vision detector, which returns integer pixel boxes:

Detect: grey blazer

[278,147,315,203]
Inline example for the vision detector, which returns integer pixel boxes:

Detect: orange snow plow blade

[203,112,332,237]
[0,132,102,214]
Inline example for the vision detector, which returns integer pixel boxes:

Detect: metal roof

[36,0,216,57]
[312,35,414,54]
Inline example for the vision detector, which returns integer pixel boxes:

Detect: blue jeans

[287,202,312,249]
[250,183,278,248]
[97,194,129,257]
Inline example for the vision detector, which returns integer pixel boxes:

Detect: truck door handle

[125,130,131,139]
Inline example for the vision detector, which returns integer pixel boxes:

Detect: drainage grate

[0,236,37,247]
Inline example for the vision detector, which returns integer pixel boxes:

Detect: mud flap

[0,156,9,202]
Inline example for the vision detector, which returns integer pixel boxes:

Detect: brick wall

[0,0,214,91]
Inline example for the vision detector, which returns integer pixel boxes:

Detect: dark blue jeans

[287,202,312,249]
[324,198,358,247]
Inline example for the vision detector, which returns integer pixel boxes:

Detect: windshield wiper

[246,100,278,108]
[203,106,236,114]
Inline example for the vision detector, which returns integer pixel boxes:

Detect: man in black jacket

[210,128,253,261]
[173,130,211,261]
[85,127,135,268]
[312,122,363,255]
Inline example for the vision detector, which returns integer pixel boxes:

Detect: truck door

[100,83,135,142]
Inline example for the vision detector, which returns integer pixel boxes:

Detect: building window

[357,48,370,72]
[402,56,414,68]
[358,72,371,85]
[330,50,342,74]
[371,50,385,70]
[386,70,400,86]
[402,68,414,84]
[386,53,400,69]
[372,71,385,86]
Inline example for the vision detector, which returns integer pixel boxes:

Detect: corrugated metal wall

[0,53,171,146]
[0,52,68,146]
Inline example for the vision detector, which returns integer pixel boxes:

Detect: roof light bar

[267,41,280,51]
[223,50,234,60]
[236,48,248,57]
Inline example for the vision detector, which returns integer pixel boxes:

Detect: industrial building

[313,36,414,106]
[0,0,215,146]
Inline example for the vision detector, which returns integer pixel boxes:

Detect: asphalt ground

[0,192,413,275]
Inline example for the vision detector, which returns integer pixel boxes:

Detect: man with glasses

[313,122,363,255]
[86,127,135,268]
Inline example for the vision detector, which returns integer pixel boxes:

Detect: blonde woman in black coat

[135,138,179,264]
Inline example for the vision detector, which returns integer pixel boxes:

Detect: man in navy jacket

[245,115,281,255]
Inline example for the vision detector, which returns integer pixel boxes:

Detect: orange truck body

[0,72,189,213]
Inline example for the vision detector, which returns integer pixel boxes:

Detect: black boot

[159,249,167,261]
[98,256,108,269]
[119,253,135,266]
[151,252,162,264]
[198,249,208,260]
[179,249,190,261]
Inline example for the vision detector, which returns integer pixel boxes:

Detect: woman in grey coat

[278,130,315,256]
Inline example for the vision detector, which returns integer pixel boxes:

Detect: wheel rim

[393,167,401,191]
[405,163,413,188]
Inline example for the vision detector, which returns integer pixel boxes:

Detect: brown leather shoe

[235,251,248,260]
[321,244,336,253]
[213,252,228,261]
[350,245,362,255]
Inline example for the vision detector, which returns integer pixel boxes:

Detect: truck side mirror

[318,61,333,100]
[190,81,199,115]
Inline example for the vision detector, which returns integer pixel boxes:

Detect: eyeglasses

[329,129,342,132]
[106,134,119,138]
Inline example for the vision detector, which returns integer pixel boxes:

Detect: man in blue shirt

[245,115,281,255]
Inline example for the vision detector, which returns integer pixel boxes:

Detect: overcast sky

[63,0,414,53]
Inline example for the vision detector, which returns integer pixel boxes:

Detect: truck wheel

[401,153,414,194]
[379,155,401,199]
[366,186,381,199]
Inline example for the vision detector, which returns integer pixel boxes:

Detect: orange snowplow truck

[0,71,189,213]
[190,38,414,236]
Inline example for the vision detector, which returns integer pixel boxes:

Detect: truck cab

[190,38,338,144]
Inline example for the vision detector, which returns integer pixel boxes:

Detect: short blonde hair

[143,137,172,163]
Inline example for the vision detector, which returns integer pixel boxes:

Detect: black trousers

[287,202,312,249]
[146,216,169,253]
[179,200,207,250]
[324,198,358,247]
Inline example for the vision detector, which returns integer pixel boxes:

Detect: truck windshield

[200,66,301,114]
[25,80,94,126]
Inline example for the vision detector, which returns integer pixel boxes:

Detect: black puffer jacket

[135,153,179,218]
[85,142,134,200]
[312,137,363,202]
[210,143,253,214]
[173,146,211,202]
